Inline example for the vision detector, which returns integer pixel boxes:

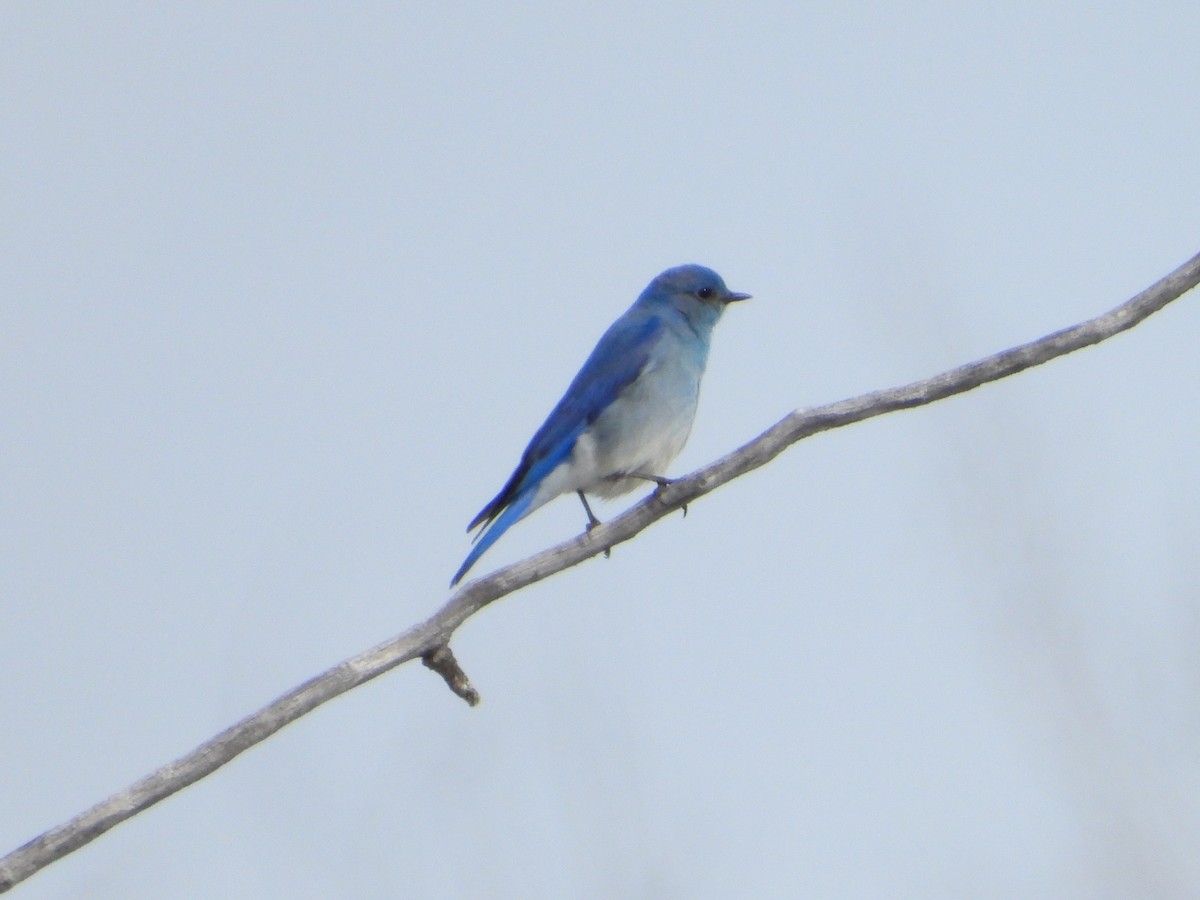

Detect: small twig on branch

[2,250,1199,893]
[422,645,480,706]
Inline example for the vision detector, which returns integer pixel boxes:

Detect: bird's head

[639,264,751,327]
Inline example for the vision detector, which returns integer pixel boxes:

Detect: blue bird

[451,264,750,586]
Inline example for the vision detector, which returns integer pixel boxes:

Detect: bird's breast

[576,343,705,497]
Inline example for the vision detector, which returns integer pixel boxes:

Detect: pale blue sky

[4,3,1200,897]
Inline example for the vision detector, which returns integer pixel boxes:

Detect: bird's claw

[583,516,612,558]
[644,475,686,517]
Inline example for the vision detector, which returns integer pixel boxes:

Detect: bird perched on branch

[452,264,750,586]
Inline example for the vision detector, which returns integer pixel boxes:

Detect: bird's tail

[450,488,537,587]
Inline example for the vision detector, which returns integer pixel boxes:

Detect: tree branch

[3,250,1199,892]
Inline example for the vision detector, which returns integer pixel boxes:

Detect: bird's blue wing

[452,309,664,586]
[468,308,664,532]
[519,309,665,481]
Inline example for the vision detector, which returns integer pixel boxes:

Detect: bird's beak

[726,291,752,303]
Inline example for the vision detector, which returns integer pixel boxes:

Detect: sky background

[4,3,1200,898]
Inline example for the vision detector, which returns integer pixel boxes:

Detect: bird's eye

[697,287,714,299]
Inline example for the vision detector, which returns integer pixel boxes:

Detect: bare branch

[3,250,1198,892]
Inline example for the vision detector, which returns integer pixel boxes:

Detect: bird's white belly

[564,353,702,500]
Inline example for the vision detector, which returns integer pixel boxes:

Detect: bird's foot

[577,491,611,558]
[629,473,687,518]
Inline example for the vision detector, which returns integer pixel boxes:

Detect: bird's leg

[577,490,601,528]
[625,473,687,517]
[577,491,610,558]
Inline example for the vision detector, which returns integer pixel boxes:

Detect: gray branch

[3,250,1199,893]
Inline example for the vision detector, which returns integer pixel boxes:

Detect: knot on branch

[421,644,480,707]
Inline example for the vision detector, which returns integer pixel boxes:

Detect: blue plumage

[452,264,749,586]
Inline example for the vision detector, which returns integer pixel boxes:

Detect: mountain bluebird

[451,264,750,586]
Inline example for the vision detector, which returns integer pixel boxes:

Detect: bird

[451,264,750,587]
